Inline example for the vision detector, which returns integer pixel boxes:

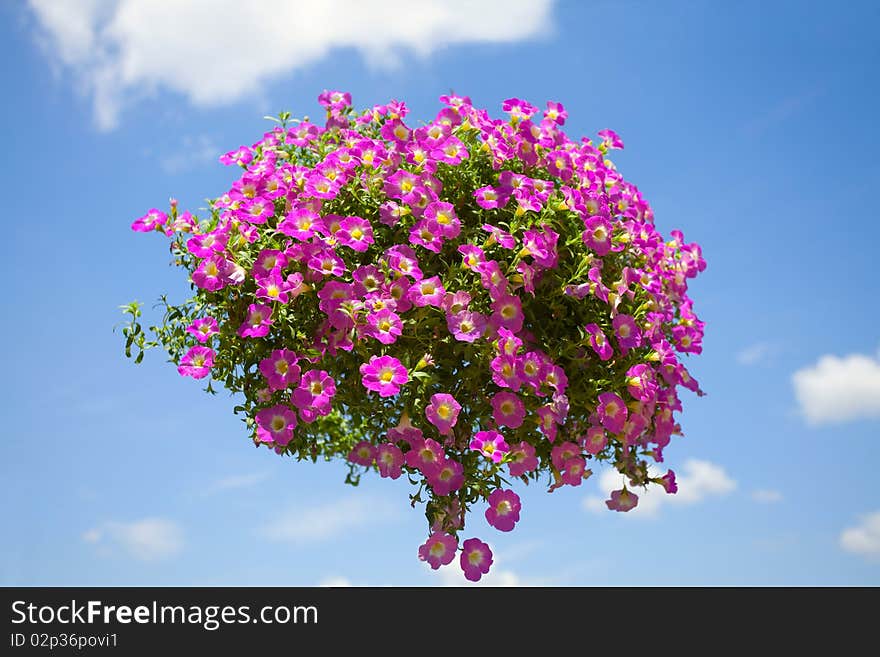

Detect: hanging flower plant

[121,91,706,581]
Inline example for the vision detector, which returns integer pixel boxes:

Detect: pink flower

[255,404,297,446]
[551,441,580,470]
[258,349,301,390]
[405,437,445,475]
[447,310,486,342]
[366,309,403,345]
[408,276,446,307]
[491,294,524,332]
[238,303,273,338]
[418,532,458,570]
[460,538,493,582]
[583,426,607,455]
[278,207,320,240]
[187,230,227,258]
[507,441,538,477]
[560,456,587,486]
[131,208,167,232]
[485,489,521,532]
[186,317,218,343]
[336,215,374,252]
[192,254,228,291]
[348,440,376,466]
[492,392,526,429]
[376,443,404,479]
[429,459,464,496]
[490,354,522,390]
[177,346,214,379]
[424,201,460,238]
[474,185,509,210]
[409,219,444,253]
[251,249,287,278]
[606,487,639,512]
[597,391,628,434]
[425,393,462,435]
[291,370,336,415]
[658,469,678,494]
[613,314,642,352]
[582,215,613,256]
[470,430,509,464]
[585,323,613,361]
[626,363,658,402]
[255,270,292,303]
[360,355,408,397]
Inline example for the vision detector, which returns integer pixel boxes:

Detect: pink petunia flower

[291,370,336,415]
[404,437,445,475]
[585,323,614,361]
[348,440,376,466]
[177,346,214,379]
[418,532,458,570]
[336,215,374,252]
[186,317,218,343]
[597,391,628,434]
[255,404,297,446]
[491,391,526,429]
[258,349,301,390]
[192,254,229,292]
[583,426,608,455]
[376,442,404,479]
[408,276,446,307]
[470,430,509,464]
[613,314,642,352]
[366,309,403,345]
[447,310,486,342]
[425,393,462,435]
[506,441,537,477]
[429,459,464,496]
[238,303,273,338]
[255,270,292,304]
[485,489,521,532]
[360,355,408,397]
[490,294,524,333]
[460,538,493,582]
[582,215,613,256]
[606,487,639,512]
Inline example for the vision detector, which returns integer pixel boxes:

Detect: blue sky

[2,0,879,586]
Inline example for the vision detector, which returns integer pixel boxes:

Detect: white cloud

[431,557,534,586]
[27,0,556,130]
[582,459,736,518]
[792,349,880,425]
[318,576,353,587]
[160,134,219,174]
[737,342,772,366]
[83,518,184,561]
[840,512,880,560]
[751,489,783,503]
[260,495,396,544]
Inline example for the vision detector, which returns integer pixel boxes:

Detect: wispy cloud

[840,511,880,561]
[736,342,773,366]
[260,495,397,544]
[159,134,219,174]
[583,459,736,518]
[83,517,184,561]
[27,0,555,130]
[317,576,353,587]
[751,489,783,503]
[792,348,880,425]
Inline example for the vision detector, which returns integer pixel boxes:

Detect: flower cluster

[122,91,706,581]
